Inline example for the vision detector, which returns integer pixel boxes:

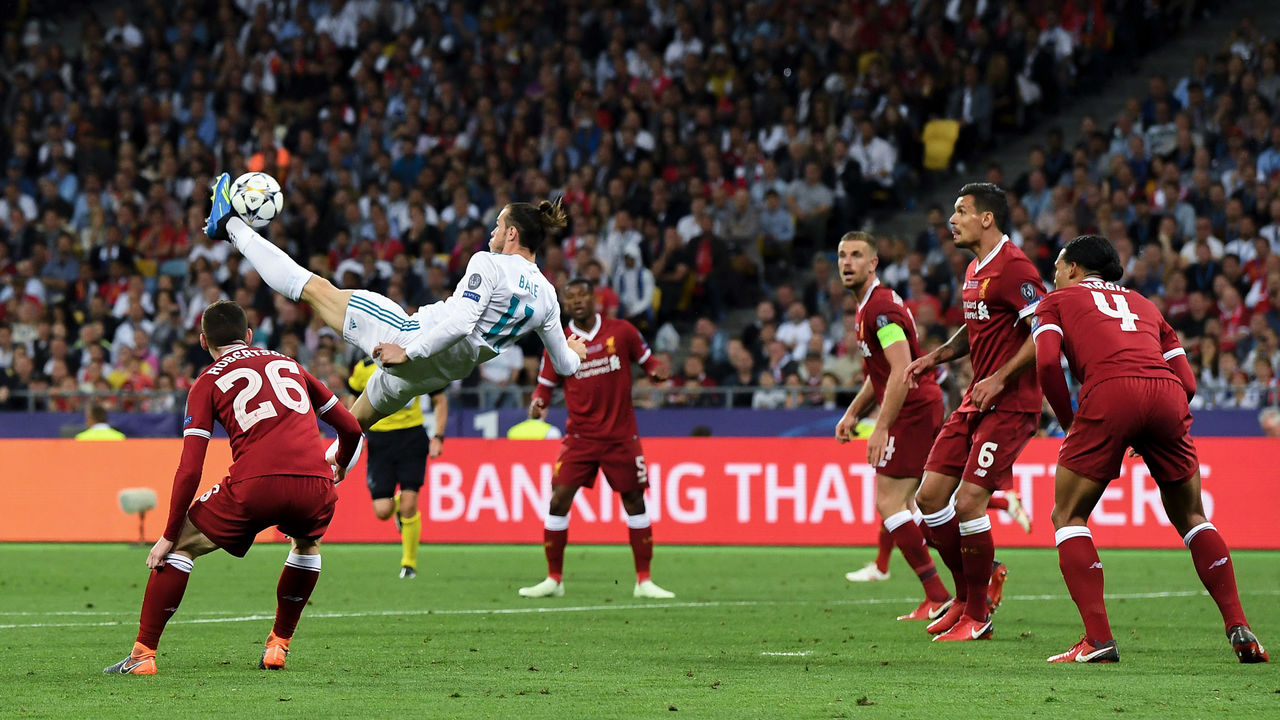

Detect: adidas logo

[1210,557,1229,569]
[349,320,357,329]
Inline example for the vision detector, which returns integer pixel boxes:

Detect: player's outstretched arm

[536,307,584,375]
[305,369,363,473]
[1033,328,1073,430]
[163,433,211,545]
[406,254,498,361]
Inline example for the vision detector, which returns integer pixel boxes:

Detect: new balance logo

[283,595,305,602]
[1090,562,1103,569]
[1210,557,1229,569]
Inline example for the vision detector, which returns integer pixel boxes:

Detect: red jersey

[960,237,1044,413]
[1033,277,1184,395]
[166,344,361,540]
[533,314,660,440]
[854,279,942,411]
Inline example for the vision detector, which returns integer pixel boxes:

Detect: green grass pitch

[2,544,1277,718]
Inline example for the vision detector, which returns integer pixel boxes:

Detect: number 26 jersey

[1032,278,1185,395]
[183,345,340,482]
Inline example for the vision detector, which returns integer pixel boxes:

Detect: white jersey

[342,252,580,415]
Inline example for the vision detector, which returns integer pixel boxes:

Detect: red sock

[923,511,965,602]
[987,494,1010,512]
[874,524,893,573]
[544,528,568,583]
[1056,530,1112,644]
[273,553,321,640]
[917,518,933,546]
[959,518,995,620]
[136,554,193,649]
[888,517,950,602]
[629,526,654,583]
[1186,524,1247,631]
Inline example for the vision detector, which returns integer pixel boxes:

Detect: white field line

[760,651,812,657]
[4,589,1279,631]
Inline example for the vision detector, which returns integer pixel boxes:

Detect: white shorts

[341,290,480,415]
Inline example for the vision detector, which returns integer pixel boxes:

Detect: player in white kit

[205,172,586,431]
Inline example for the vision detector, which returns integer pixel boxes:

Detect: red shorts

[878,400,944,478]
[553,436,648,493]
[924,409,1037,491]
[187,474,338,558]
[1058,376,1198,485]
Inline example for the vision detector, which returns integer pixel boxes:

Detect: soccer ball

[229,172,284,229]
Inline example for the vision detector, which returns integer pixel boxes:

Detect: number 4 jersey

[1032,277,1185,394]
[183,345,346,483]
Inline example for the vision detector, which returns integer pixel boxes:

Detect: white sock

[228,216,314,301]
[285,552,322,571]
[164,553,194,574]
[544,514,570,531]
[626,512,651,529]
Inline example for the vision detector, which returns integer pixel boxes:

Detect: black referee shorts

[364,426,429,500]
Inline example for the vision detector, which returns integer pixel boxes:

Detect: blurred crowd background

[1,0,1277,426]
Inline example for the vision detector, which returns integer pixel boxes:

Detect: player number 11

[1090,291,1138,332]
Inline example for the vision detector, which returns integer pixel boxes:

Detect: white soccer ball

[229,172,284,229]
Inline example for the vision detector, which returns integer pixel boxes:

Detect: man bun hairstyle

[958,182,1010,235]
[506,198,568,254]
[200,299,249,349]
[1062,234,1124,282]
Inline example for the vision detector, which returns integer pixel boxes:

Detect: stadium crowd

[0,0,1276,417]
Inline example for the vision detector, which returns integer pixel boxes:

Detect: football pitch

[2,544,1277,719]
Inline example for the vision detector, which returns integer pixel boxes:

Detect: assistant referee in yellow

[349,357,448,579]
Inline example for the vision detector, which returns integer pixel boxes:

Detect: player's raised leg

[1046,466,1119,663]
[262,537,325,670]
[1158,472,1268,663]
[105,519,219,674]
[621,489,674,599]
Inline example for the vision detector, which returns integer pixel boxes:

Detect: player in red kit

[1034,235,1268,664]
[833,232,954,621]
[905,183,1043,642]
[105,301,363,675]
[518,277,673,599]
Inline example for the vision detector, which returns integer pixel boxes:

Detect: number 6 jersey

[959,236,1044,413]
[1032,277,1185,394]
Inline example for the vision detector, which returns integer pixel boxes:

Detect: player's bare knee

[291,537,321,554]
[399,492,419,516]
[620,490,646,516]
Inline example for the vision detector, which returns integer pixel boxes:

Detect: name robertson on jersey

[574,354,622,380]
[205,347,275,376]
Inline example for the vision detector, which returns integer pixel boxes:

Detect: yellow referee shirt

[348,358,426,431]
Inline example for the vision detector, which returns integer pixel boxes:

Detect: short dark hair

[88,404,109,424]
[200,300,248,349]
[504,198,568,253]
[565,276,594,292]
[1062,234,1124,282]
[958,182,1010,234]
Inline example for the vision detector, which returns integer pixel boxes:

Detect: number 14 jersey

[1033,277,1184,395]
[183,345,341,482]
